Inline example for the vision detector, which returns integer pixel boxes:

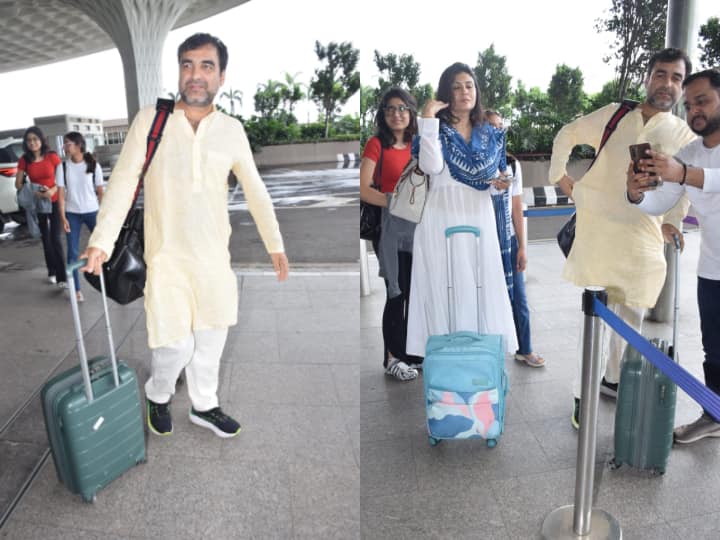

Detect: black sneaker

[189,407,241,438]
[600,377,618,399]
[571,398,580,430]
[147,399,172,435]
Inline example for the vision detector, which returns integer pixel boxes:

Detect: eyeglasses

[383,105,411,115]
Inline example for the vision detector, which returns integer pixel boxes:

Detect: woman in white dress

[406,62,518,357]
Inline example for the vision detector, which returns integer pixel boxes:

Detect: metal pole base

[541,505,621,539]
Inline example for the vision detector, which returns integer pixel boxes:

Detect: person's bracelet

[627,190,644,205]
[680,163,687,185]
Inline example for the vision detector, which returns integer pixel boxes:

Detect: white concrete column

[63,0,191,122]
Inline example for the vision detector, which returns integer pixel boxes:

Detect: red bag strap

[588,99,639,170]
[132,98,175,202]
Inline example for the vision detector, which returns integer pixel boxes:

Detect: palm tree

[221,87,243,116]
[254,80,283,119]
[281,72,305,117]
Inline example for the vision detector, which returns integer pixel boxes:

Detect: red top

[18,152,62,203]
[362,136,412,193]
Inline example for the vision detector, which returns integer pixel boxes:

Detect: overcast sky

[0,0,716,129]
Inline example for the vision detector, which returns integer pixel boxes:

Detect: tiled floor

[360,232,720,540]
[0,271,359,540]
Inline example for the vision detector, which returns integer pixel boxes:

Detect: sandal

[514,352,546,368]
[385,359,418,381]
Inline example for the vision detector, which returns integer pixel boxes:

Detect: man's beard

[647,88,677,111]
[690,110,720,137]
[180,85,215,107]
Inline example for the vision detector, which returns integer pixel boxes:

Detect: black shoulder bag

[557,99,638,257]
[84,98,175,304]
[359,148,383,243]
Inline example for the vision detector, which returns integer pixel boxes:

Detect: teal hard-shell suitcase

[611,236,681,475]
[611,338,677,474]
[40,262,145,502]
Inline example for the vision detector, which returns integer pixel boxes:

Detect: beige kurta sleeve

[548,104,617,184]
[88,107,152,256]
[230,121,284,254]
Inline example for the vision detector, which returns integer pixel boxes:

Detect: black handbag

[360,148,383,243]
[84,98,174,304]
[556,99,638,257]
[556,212,576,258]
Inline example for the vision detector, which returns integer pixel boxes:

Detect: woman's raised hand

[422,100,449,118]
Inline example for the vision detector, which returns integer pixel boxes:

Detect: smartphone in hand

[629,143,661,187]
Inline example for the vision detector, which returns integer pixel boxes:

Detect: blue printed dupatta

[413,121,513,297]
[411,121,507,188]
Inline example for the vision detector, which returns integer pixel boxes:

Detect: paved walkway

[0,235,359,539]
[3,230,720,539]
[361,232,720,540]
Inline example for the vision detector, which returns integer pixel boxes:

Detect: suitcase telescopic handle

[67,259,121,402]
[445,226,483,334]
[671,234,681,363]
[445,225,480,238]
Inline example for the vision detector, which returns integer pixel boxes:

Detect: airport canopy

[0,0,248,120]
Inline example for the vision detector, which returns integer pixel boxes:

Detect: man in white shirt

[82,33,289,439]
[627,68,720,444]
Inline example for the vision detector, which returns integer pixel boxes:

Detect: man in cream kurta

[83,33,288,439]
[548,48,695,428]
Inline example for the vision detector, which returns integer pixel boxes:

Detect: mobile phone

[629,143,661,187]
[629,143,652,174]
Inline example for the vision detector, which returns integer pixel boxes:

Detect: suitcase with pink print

[423,226,508,448]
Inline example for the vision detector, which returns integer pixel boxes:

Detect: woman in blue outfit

[406,63,518,356]
[57,132,104,302]
[485,111,545,367]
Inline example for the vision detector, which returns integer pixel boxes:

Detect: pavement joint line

[234,271,359,277]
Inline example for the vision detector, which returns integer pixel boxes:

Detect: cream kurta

[548,104,695,307]
[89,106,284,348]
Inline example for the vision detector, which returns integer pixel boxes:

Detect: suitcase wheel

[82,494,97,504]
[428,436,440,446]
[486,439,497,448]
[608,459,622,470]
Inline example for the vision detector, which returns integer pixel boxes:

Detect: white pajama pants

[144,327,228,412]
[573,303,645,399]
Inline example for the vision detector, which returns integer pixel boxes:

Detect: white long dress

[406,118,518,357]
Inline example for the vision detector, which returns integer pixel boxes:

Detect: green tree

[547,64,587,123]
[586,78,644,112]
[699,16,720,68]
[220,87,243,116]
[413,83,435,111]
[371,51,434,120]
[360,84,376,144]
[508,82,556,154]
[254,80,283,119]
[310,40,360,137]
[280,72,305,117]
[595,0,667,100]
[374,51,421,92]
[473,44,512,114]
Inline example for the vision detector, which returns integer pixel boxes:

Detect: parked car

[0,137,25,227]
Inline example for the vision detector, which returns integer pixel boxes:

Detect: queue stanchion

[541,286,622,540]
[360,239,371,297]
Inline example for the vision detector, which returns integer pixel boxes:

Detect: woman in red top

[360,87,421,381]
[15,127,67,286]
